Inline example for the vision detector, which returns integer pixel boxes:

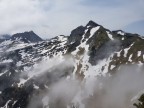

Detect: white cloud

[0,0,47,36]
[0,0,144,38]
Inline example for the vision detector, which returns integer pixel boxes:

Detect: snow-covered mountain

[0,21,144,108]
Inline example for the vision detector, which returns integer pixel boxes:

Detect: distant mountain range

[0,31,43,43]
[0,20,144,108]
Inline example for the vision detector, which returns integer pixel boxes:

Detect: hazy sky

[0,0,144,38]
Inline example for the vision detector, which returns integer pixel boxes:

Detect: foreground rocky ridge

[0,21,144,108]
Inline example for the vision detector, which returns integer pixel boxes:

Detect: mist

[84,64,144,108]
[25,55,144,108]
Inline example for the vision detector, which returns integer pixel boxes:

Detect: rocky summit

[11,31,43,43]
[0,21,144,108]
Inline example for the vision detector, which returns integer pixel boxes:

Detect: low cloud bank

[26,57,144,108]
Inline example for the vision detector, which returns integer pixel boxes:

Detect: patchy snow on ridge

[117,31,125,35]
[124,43,134,57]
[72,26,100,55]
[71,26,113,79]
[106,31,114,40]
[57,35,67,42]
[124,48,130,57]
[0,40,35,52]
[12,43,34,51]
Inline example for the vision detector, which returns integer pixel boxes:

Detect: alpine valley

[0,21,144,108]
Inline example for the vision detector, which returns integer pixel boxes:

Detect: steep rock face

[0,21,144,108]
[11,31,43,43]
[67,20,100,53]
[68,20,100,45]
[68,26,85,43]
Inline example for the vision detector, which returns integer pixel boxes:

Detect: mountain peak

[86,20,100,27]
[11,31,43,43]
[27,30,35,34]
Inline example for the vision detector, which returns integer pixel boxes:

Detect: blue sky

[0,0,144,38]
[123,20,144,35]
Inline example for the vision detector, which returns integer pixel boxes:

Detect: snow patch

[18,78,29,87]
[2,100,11,108]
[124,43,134,57]
[33,84,39,89]
[110,65,115,70]
[57,35,67,42]
[90,26,100,37]
[128,54,133,62]
[0,59,13,64]
[106,31,114,40]
[41,49,49,54]
[122,37,124,40]
[117,31,125,35]
[137,51,141,57]
[116,50,122,57]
